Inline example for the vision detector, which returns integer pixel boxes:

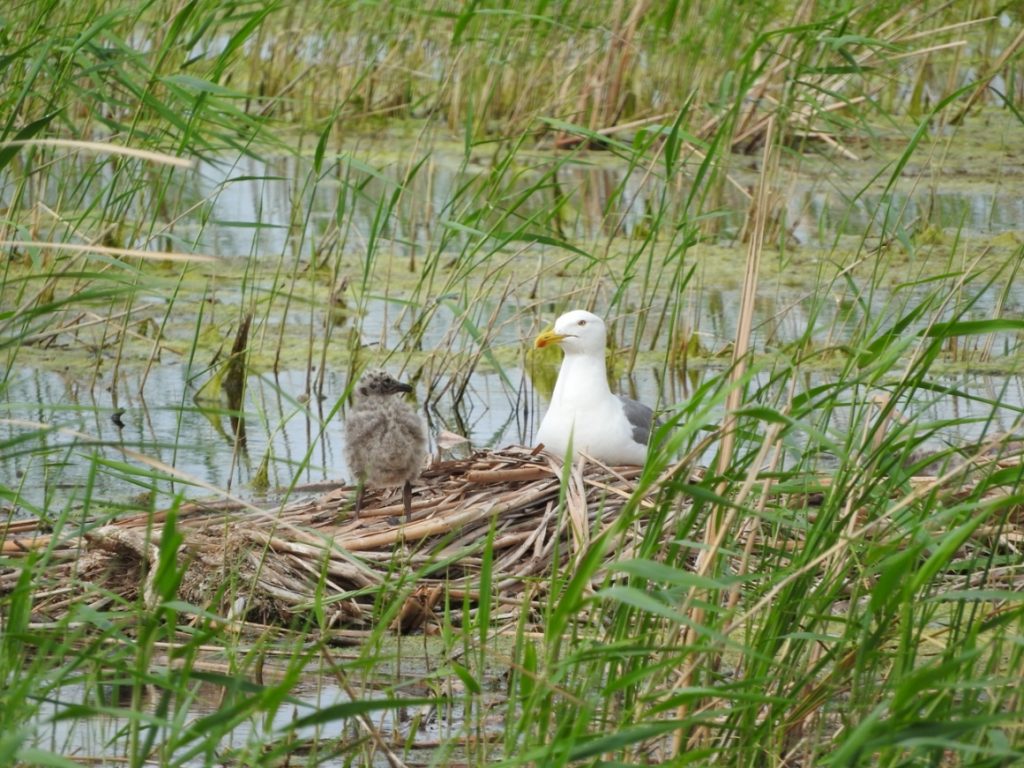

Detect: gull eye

[577,319,586,326]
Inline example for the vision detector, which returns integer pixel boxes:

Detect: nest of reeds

[5,441,1023,635]
[0,447,688,632]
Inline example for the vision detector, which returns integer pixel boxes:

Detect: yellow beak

[535,329,567,349]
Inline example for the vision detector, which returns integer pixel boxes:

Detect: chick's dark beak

[388,380,414,395]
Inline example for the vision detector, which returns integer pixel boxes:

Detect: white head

[534,309,608,356]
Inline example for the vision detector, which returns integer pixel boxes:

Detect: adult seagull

[534,310,655,465]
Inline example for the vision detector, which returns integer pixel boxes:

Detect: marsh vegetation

[2,1,1024,765]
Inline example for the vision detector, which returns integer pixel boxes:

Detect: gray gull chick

[344,369,427,520]
[534,309,655,465]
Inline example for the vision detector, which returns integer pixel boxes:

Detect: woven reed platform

[1,448,687,631]
[4,443,1022,634]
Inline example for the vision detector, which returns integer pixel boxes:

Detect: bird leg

[353,483,366,519]
[402,480,413,522]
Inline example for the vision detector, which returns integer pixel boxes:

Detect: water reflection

[32,651,497,766]
[4,134,1022,264]
[186,152,1024,256]
[4,346,1024,514]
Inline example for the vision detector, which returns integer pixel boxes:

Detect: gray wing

[616,395,655,446]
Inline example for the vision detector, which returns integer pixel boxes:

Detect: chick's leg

[353,482,366,519]
[402,480,413,522]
